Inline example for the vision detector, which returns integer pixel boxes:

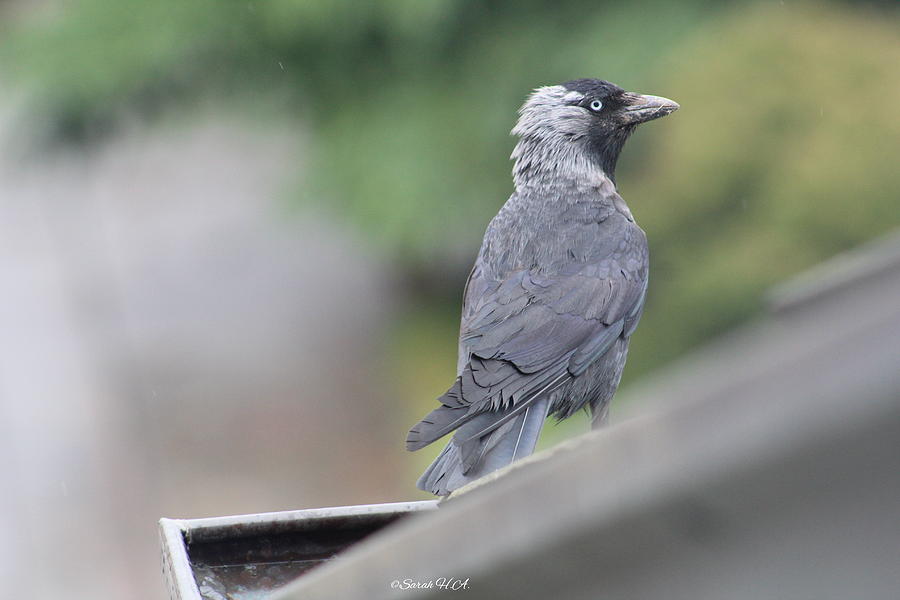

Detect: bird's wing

[406,230,647,453]
[462,254,647,386]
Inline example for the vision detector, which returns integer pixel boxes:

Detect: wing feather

[409,219,648,454]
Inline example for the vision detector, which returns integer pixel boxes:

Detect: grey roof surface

[270,231,900,600]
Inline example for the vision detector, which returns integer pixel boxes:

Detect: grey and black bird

[407,78,678,496]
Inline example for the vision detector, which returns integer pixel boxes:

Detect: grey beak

[620,93,679,125]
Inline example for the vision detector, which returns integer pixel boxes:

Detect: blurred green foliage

[1,0,712,256]
[628,2,900,376]
[2,0,898,469]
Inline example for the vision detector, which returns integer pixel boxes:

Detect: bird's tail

[415,396,550,496]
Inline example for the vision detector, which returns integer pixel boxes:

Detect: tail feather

[456,370,568,446]
[408,353,570,453]
[406,403,470,451]
[416,397,550,496]
[406,376,476,451]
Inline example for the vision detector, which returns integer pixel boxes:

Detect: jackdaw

[407,78,678,496]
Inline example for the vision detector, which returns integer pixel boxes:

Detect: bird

[406,78,678,496]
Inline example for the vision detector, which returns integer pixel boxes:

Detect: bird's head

[511,78,678,188]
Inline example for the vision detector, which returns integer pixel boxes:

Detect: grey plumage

[407,79,678,496]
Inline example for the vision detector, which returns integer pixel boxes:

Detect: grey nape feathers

[407,78,678,496]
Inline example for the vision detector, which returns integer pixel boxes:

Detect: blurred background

[0,0,898,598]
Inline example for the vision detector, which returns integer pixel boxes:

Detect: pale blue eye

[589,100,603,112]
